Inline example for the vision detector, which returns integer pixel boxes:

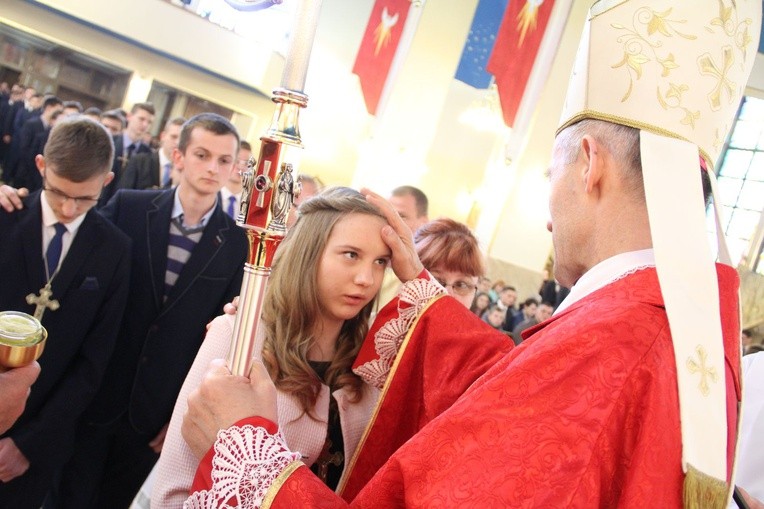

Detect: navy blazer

[117,151,162,190]
[0,191,131,471]
[8,117,46,187]
[84,189,248,436]
[99,136,152,208]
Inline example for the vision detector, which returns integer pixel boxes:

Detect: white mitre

[558,1,761,508]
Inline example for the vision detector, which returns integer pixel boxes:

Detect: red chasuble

[191,265,740,508]
[340,295,513,500]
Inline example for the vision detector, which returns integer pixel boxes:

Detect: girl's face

[476,294,490,310]
[316,213,391,328]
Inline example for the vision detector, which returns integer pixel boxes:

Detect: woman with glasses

[413,218,484,308]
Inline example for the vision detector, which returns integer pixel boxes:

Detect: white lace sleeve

[184,425,301,509]
[354,276,444,389]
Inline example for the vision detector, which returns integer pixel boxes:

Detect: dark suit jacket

[84,189,248,436]
[99,135,152,208]
[0,191,131,472]
[0,98,11,162]
[12,107,39,137]
[1,101,20,136]
[11,117,46,189]
[117,151,161,190]
[1,102,24,179]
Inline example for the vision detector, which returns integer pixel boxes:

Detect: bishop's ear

[579,135,605,195]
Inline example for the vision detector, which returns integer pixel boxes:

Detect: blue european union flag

[455,0,509,89]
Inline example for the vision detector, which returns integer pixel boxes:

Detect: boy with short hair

[0,117,131,508]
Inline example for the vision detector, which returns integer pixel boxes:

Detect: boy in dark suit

[52,113,248,508]
[117,116,185,191]
[98,102,155,208]
[9,95,63,191]
[0,117,131,509]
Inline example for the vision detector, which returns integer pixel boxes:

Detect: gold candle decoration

[0,311,47,369]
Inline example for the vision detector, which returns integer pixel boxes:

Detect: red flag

[487,0,556,126]
[353,0,411,115]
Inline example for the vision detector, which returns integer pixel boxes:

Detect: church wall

[1,0,279,142]
[23,0,283,95]
[482,0,590,296]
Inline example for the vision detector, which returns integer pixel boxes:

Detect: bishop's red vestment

[188,265,740,508]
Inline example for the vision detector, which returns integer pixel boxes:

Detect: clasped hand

[182,359,277,459]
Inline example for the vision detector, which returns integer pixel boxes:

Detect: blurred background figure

[100,110,125,136]
[389,185,429,233]
[118,117,185,191]
[286,173,320,227]
[477,277,491,295]
[221,140,252,219]
[487,280,504,304]
[61,101,83,118]
[482,304,505,330]
[470,291,491,317]
[511,301,554,346]
[83,107,102,123]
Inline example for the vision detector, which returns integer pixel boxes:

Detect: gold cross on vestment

[686,345,718,397]
[26,282,60,321]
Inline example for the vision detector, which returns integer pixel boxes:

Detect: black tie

[126,143,136,159]
[46,223,67,277]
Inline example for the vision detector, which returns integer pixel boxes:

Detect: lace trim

[184,425,301,509]
[354,277,444,389]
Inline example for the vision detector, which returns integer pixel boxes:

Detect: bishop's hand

[182,358,277,459]
[361,187,424,283]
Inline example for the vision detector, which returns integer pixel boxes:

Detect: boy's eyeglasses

[43,180,101,208]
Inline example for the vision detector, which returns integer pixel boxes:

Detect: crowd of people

[0,86,538,508]
[0,0,762,507]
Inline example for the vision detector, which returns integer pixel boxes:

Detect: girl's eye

[375,258,390,267]
[344,251,358,259]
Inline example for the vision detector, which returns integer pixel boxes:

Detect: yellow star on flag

[516,0,545,47]
[373,6,400,56]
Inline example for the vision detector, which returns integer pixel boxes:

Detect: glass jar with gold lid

[0,311,47,369]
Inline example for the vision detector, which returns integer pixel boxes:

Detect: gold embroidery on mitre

[656,83,701,128]
[709,0,755,60]
[698,46,736,111]
[611,7,698,102]
[712,126,727,153]
[686,345,719,397]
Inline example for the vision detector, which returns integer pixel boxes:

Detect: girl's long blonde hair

[261,187,385,419]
